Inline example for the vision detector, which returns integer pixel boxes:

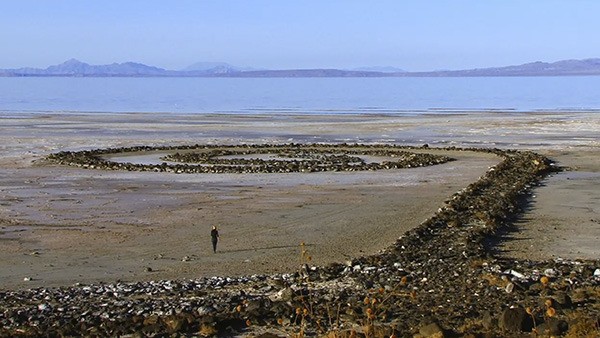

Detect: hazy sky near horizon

[1,0,599,71]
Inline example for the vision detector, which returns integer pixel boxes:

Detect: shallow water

[2,76,600,113]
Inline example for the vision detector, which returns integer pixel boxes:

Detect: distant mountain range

[351,66,406,73]
[1,58,600,77]
[407,59,600,77]
[182,61,257,73]
[0,59,176,77]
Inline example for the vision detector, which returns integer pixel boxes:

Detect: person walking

[211,226,219,253]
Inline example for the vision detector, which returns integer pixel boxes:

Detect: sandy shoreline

[1,111,599,290]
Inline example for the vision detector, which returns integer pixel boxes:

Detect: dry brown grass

[563,311,599,338]
[479,272,509,288]
[324,324,396,338]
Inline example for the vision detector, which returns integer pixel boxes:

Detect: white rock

[353,265,361,271]
[544,268,557,277]
[593,268,600,277]
[509,269,525,279]
[505,282,515,293]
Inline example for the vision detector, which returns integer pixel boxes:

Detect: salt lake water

[1,76,600,114]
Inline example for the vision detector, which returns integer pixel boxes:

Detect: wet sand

[1,112,598,290]
[496,148,600,260]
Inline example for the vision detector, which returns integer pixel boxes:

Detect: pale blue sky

[1,0,599,71]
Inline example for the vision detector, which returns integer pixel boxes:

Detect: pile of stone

[3,145,598,337]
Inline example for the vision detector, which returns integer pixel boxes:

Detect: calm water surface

[1,76,600,114]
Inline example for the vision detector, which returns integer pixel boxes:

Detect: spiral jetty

[45,143,454,173]
[1,144,599,337]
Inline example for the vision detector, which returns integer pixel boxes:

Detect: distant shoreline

[2,57,600,77]
[3,72,600,78]
[2,109,600,118]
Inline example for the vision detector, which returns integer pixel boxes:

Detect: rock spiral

[46,143,454,173]
[3,145,597,337]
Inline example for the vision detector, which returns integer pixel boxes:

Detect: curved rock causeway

[46,143,454,173]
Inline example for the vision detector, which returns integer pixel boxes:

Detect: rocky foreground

[1,146,599,337]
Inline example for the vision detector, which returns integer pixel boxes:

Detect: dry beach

[0,111,599,336]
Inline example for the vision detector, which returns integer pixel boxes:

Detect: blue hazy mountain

[407,58,600,76]
[351,66,405,73]
[3,59,172,76]
[1,58,600,77]
[182,61,257,73]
